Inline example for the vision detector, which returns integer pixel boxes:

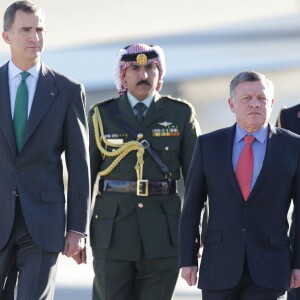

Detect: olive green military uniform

[89,92,199,300]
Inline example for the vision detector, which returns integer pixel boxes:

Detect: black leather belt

[99,179,177,196]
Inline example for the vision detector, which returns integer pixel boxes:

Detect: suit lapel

[0,63,18,155]
[248,125,280,200]
[23,64,58,147]
[221,125,243,197]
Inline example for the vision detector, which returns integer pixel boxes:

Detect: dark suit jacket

[0,62,90,253]
[89,92,199,261]
[276,104,300,134]
[179,124,300,291]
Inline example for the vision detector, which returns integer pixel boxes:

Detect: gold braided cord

[92,106,145,179]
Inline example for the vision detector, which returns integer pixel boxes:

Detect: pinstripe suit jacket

[0,62,90,253]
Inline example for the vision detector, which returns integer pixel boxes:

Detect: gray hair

[3,1,45,31]
[230,71,274,99]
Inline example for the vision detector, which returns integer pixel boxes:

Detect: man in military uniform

[87,43,200,299]
[276,103,300,300]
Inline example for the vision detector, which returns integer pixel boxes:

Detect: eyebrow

[19,26,44,31]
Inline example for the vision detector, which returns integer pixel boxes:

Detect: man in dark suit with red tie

[179,71,300,299]
[276,103,300,300]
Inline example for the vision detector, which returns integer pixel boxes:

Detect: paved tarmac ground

[54,245,201,300]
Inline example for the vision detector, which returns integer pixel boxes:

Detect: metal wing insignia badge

[159,122,172,127]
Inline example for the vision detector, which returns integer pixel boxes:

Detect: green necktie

[14,71,30,152]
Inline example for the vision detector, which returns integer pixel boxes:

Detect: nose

[139,67,148,79]
[29,30,40,42]
[249,98,261,107]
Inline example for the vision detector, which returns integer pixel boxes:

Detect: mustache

[137,80,151,86]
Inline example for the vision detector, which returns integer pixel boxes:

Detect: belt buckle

[137,180,149,196]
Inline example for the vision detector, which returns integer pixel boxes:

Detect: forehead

[235,80,269,94]
[12,10,45,27]
[128,61,156,68]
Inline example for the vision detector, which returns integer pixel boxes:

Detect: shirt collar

[8,61,41,80]
[235,123,268,145]
[127,91,154,109]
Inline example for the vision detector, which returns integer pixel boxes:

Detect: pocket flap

[269,233,289,247]
[94,203,118,220]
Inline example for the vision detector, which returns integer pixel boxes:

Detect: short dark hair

[3,1,45,31]
[230,71,274,99]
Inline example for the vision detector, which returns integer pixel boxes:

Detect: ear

[228,98,235,113]
[2,31,11,44]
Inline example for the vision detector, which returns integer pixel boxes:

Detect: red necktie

[235,135,256,201]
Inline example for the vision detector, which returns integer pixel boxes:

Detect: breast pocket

[151,138,181,172]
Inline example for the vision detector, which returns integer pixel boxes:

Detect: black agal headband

[121,51,158,65]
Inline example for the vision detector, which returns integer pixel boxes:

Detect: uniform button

[241,228,246,234]
[95,214,99,219]
[138,203,144,208]
[137,133,144,140]
[12,191,17,196]
[165,146,169,151]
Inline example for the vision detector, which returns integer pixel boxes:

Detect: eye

[258,96,267,102]
[241,96,249,101]
[129,65,139,71]
[146,63,156,71]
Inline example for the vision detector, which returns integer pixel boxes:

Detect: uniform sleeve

[88,106,102,199]
[180,104,201,183]
[276,107,287,128]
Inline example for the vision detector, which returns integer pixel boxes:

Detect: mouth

[248,111,261,116]
[137,80,151,86]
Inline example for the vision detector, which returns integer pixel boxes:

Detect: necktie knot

[20,71,30,82]
[134,102,147,122]
[244,135,255,145]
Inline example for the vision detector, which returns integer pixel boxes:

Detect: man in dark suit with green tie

[81,43,200,299]
[0,2,90,299]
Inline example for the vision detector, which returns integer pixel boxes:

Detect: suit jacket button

[138,203,144,208]
[95,214,99,219]
[241,228,246,234]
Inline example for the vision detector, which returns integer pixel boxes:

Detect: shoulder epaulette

[277,106,287,128]
[161,95,193,107]
[90,98,116,110]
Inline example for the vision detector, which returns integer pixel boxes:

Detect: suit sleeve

[291,139,300,269]
[179,136,207,267]
[63,84,90,235]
